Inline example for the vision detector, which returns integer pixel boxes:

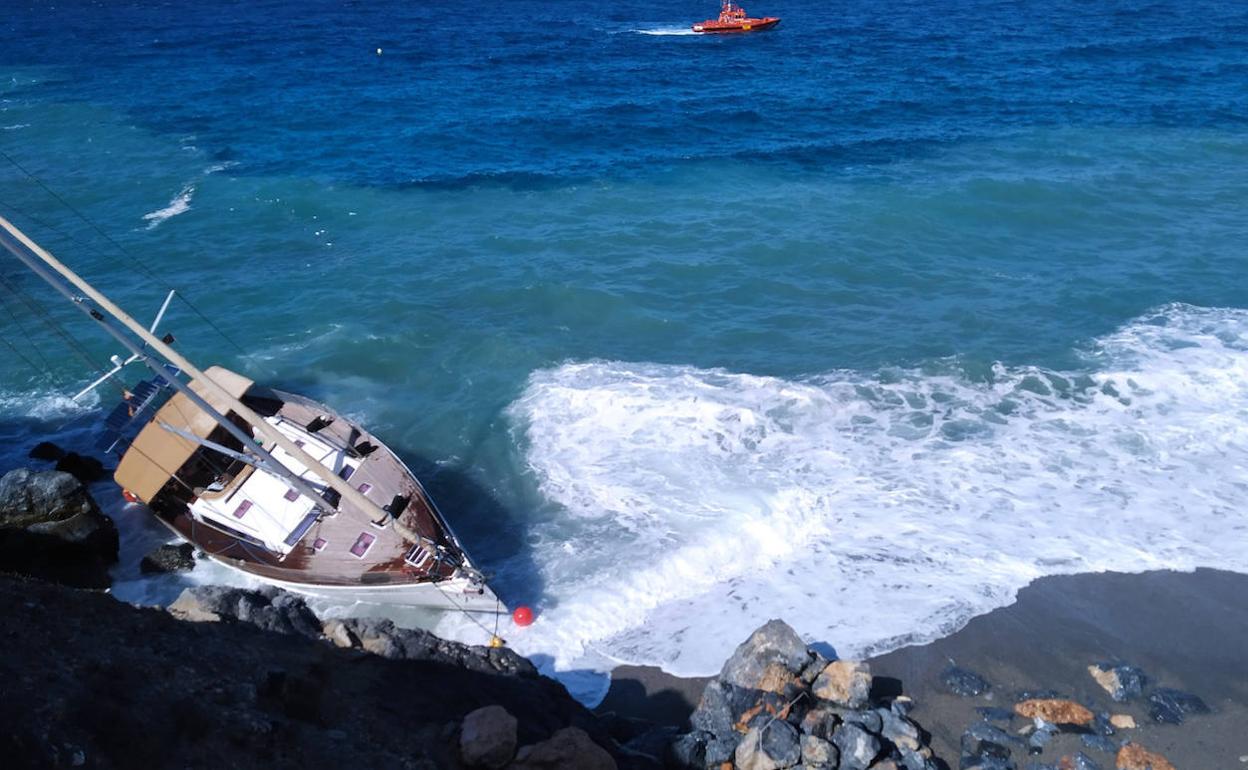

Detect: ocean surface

[2,0,1247,701]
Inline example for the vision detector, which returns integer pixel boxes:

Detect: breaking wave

[497,303,1248,679]
[142,183,194,229]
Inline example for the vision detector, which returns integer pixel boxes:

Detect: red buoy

[512,605,535,627]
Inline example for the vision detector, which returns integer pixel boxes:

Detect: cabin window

[357,482,372,494]
[312,537,328,552]
[283,488,300,502]
[338,465,355,480]
[233,500,252,519]
[349,532,376,558]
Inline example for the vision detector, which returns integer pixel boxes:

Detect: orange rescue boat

[692,1,780,33]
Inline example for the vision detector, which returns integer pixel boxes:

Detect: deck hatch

[349,532,376,558]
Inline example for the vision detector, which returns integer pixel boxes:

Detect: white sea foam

[1,123,30,131]
[489,303,1248,685]
[632,25,698,36]
[142,183,194,229]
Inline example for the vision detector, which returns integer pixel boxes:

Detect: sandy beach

[598,568,1248,768]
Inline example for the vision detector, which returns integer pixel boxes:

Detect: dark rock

[735,720,800,770]
[965,721,1025,750]
[620,725,678,762]
[1027,722,1056,754]
[459,705,517,769]
[1016,690,1063,701]
[54,452,106,484]
[941,665,991,697]
[759,720,799,765]
[703,733,737,767]
[0,468,118,587]
[689,678,736,738]
[666,730,709,769]
[799,707,841,740]
[877,707,921,752]
[28,441,65,461]
[799,650,830,684]
[842,707,882,735]
[140,542,196,574]
[976,707,1015,722]
[1146,687,1209,724]
[510,726,616,770]
[718,618,812,693]
[832,722,880,770]
[800,734,838,769]
[1087,663,1146,702]
[1080,734,1116,754]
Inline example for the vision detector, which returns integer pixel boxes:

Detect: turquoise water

[2,0,1248,695]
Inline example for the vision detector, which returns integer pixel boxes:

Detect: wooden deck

[150,387,466,589]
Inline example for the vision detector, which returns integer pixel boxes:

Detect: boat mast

[0,214,407,535]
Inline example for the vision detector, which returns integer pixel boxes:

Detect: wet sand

[597,568,1248,767]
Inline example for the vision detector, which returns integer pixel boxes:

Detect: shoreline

[597,567,1248,767]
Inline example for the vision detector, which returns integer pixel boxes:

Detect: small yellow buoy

[488,635,506,648]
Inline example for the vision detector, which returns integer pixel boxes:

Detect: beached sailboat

[0,215,503,614]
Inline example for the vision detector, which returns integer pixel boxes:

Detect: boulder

[1087,663,1146,702]
[831,722,880,770]
[510,726,616,770]
[1013,699,1094,726]
[459,705,517,769]
[798,707,840,740]
[322,618,360,648]
[878,707,921,752]
[718,618,811,692]
[139,542,196,574]
[1115,743,1175,770]
[0,468,118,588]
[168,586,320,638]
[1108,714,1135,730]
[799,734,837,769]
[734,722,800,770]
[941,665,991,697]
[1059,754,1102,770]
[811,660,871,708]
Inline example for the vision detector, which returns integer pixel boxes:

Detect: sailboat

[0,215,503,614]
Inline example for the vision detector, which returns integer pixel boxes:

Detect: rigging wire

[0,149,250,358]
[0,270,124,397]
[0,279,62,378]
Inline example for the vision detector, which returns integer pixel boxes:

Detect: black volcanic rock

[0,574,631,770]
[0,468,118,588]
[140,542,197,574]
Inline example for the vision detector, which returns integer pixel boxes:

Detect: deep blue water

[2,0,1248,688]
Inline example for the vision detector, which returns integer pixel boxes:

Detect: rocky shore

[1,465,1241,769]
